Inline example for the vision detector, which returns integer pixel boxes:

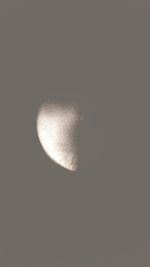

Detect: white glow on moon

[37,102,81,171]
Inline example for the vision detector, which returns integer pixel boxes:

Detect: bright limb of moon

[36,102,81,171]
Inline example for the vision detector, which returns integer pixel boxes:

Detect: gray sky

[0,1,150,266]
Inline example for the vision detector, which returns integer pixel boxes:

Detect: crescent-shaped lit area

[37,102,81,171]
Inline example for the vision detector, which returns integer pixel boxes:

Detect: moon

[36,101,82,171]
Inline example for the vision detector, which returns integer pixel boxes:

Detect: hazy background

[0,1,150,266]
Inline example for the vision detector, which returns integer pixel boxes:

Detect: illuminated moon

[37,102,81,171]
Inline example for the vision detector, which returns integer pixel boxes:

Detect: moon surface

[37,102,81,171]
